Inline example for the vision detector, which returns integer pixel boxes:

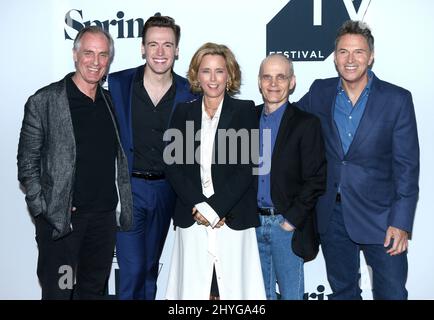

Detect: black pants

[35,210,117,300]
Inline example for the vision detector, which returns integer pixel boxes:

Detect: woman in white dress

[164,42,266,300]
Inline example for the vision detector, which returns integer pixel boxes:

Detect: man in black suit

[256,54,326,300]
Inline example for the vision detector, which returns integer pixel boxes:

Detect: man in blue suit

[108,14,196,299]
[297,20,419,300]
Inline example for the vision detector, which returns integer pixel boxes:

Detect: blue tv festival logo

[267,0,371,61]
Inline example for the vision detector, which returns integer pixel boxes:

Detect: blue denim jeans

[256,214,304,300]
[321,203,408,300]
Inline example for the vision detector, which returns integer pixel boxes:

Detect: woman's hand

[192,207,210,227]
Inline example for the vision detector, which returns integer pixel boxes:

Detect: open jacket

[166,95,260,230]
[17,74,133,240]
[297,74,419,243]
[257,103,327,261]
[107,65,197,176]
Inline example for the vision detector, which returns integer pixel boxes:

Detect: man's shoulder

[173,72,188,81]
[373,76,412,96]
[30,76,67,100]
[292,103,321,123]
[173,72,190,88]
[309,76,339,89]
[173,72,198,101]
[109,65,141,81]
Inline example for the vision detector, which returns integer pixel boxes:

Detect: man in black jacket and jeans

[255,54,326,300]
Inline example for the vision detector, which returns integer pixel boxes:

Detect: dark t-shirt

[66,75,118,213]
[131,67,175,172]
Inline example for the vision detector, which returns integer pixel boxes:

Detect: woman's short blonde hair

[187,42,241,96]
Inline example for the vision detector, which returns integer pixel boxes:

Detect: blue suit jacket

[108,65,197,175]
[297,74,419,244]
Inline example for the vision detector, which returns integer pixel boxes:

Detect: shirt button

[348,133,352,137]
[342,161,347,165]
[349,116,352,119]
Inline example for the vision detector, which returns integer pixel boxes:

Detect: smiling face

[142,26,178,76]
[258,54,295,112]
[73,32,111,87]
[198,54,228,101]
[334,33,374,88]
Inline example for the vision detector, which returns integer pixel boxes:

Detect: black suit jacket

[166,95,260,230]
[258,103,327,261]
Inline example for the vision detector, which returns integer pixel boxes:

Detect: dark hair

[141,13,180,46]
[73,26,114,61]
[335,20,374,52]
[188,42,241,96]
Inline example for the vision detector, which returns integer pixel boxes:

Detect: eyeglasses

[260,74,290,83]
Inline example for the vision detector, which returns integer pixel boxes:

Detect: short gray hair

[259,53,294,77]
[73,26,114,62]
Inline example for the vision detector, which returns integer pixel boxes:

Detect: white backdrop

[1,0,433,299]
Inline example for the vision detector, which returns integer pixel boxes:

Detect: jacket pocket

[26,191,47,217]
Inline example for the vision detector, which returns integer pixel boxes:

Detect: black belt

[132,171,165,180]
[336,193,341,203]
[258,207,277,216]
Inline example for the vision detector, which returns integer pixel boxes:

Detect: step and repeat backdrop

[1,0,433,299]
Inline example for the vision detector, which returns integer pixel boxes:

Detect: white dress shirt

[194,99,223,227]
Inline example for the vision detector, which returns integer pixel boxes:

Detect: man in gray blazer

[17,26,132,299]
